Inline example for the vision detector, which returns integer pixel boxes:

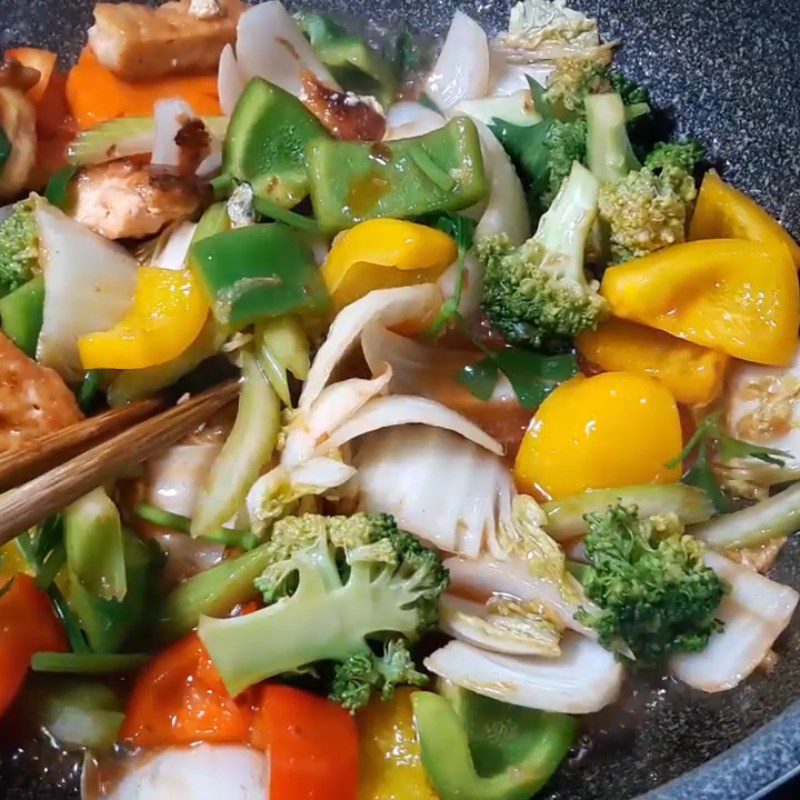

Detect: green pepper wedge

[223,77,330,207]
[188,223,330,330]
[0,275,44,356]
[412,687,575,800]
[306,117,489,232]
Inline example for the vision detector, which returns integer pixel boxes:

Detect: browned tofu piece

[0,332,82,452]
[88,0,243,81]
[0,87,37,199]
[70,158,205,240]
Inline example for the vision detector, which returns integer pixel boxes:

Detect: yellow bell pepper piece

[577,317,729,406]
[321,219,457,311]
[357,686,439,800]
[689,170,800,267]
[600,239,800,367]
[78,267,208,370]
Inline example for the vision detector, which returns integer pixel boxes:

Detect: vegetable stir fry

[0,1,799,798]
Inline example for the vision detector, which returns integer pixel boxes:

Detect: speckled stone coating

[0,1,799,799]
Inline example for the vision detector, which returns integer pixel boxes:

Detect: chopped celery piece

[692,482,800,549]
[106,319,225,406]
[307,117,488,233]
[193,201,231,242]
[68,116,227,166]
[191,350,280,536]
[224,78,329,207]
[543,484,714,541]
[155,544,271,642]
[254,315,310,406]
[0,275,44,356]
[32,652,148,674]
[64,487,127,601]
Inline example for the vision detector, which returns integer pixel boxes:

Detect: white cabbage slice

[236,0,338,98]
[670,551,799,692]
[298,283,443,410]
[352,426,513,557]
[84,744,268,800]
[425,11,490,109]
[444,554,597,637]
[145,443,222,519]
[425,633,624,714]
[36,200,138,382]
[384,102,446,140]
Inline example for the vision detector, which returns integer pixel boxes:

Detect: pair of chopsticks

[0,380,240,547]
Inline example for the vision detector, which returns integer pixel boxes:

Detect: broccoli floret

[609,70,651,120]
[479,160,606,348]
[539,119,587,209]
[585,93,701,262]
[575,505,726,666]
[331,639,427,712]
[544,55,611,117]
[0,199,38,298]
[199,512,448,710]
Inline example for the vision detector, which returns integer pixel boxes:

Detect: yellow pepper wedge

[689,170,800,267]
[321,219,457,311]
[577,317,729,406]
[357,687,439,800]
[600,239,800,367]
[78,267,208,370]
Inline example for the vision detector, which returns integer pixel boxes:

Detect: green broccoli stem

[533,161,600,282]
[199,558,419,695]
[585,93,640,184]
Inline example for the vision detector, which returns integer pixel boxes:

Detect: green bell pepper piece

[297,12,396,105]
[188,223,330,329]
[67,530,159,654]
[0,275,44,356]
[307,117,489,232]
[223,78,330,207]
[31,652,149,674]
[155,543,272,643]
[412,687,575,800]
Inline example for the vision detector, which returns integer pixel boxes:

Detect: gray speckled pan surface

[1,1,800,799]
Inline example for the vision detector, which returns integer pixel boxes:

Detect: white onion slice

[444,554,597,637]
[152,531,226,586]
[353,426,513,556]
[36,201,138,381]
[151,99,194,168]
[218,43,247,116]
[384,102,446,140]
[425,11,490,109]
[425,634,624,714]
[670,552,799,692]
[145,443,222,518]
[150,221,198,271]
[84,744,268,800]
[236,0,337,98]
[298,283,443,410]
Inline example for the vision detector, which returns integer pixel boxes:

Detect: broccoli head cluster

[0,198,38,298]
[575,504,726,666]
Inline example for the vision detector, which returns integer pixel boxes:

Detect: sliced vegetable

[189,223,330,329]
[223,77,329,206]
[424,634,624,714]
[191,350,280,536]
[577,317,729,406]
[307,117,489,233]
[0,275,44,356]
[78,267,208,371]
[601,239,800,367]
[5,48,57,103]
[543,484,714,541]
[251,684,359,800]
[297,11,396,104]
[44,164,78,209]
[36,199,138,382]
[68,117,158,166]
[0,573,67,716]
[31,652,148,674]
[455,90,540,128]
[120,633,254,748]
[66,48,220,130]
[106,318,225,406]
[689,170,800,267]
[254,314,310,406]
[412,687,574,800]
[155,544,271,643]
[514,373,683,502]
[64,487,127,602]
[322,219,457,311]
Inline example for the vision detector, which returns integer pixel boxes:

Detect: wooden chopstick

[0,397,166,493]
[0,379,240,547]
